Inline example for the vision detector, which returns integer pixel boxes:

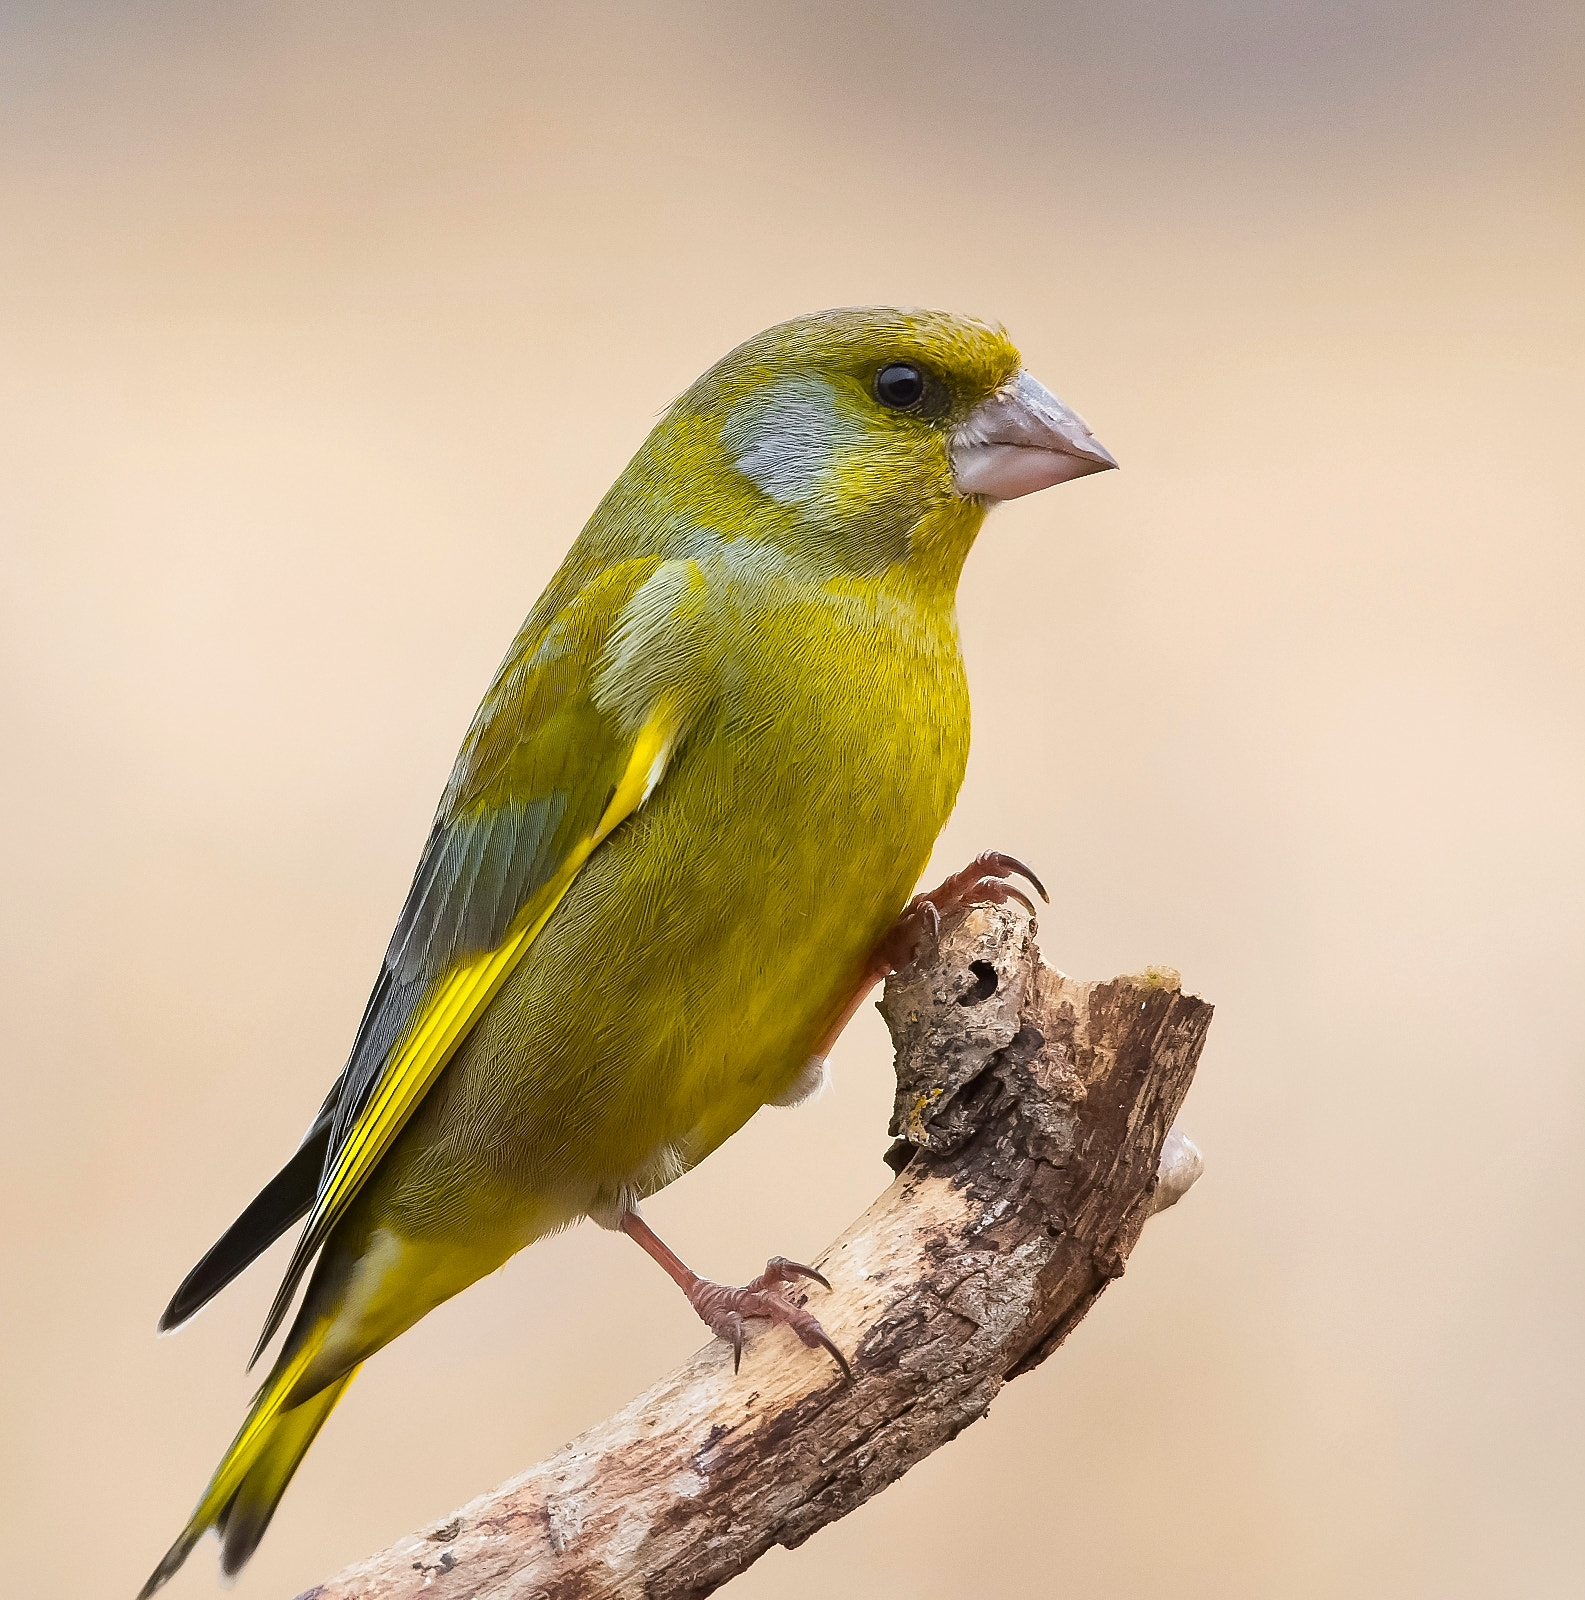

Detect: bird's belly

[387,623,967,1238]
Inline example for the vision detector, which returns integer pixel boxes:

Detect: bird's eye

[874,363,926,410]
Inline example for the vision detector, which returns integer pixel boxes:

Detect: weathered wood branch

[300,903,1212,1600]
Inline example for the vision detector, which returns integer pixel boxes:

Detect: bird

[138,306,1115,1596]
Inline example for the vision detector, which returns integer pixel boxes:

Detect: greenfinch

[140,306,1114,1596]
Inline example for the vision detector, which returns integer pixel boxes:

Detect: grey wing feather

[243,792,572,1366]
[320,793,568,1184]
[161,793,578,1356]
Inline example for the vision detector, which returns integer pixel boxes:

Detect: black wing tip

[155,1123,331,1336]
[155,1235,264,1336]
[247,1242,313,1370]
[156,1259,226,1334]
[155,1300,189,1336]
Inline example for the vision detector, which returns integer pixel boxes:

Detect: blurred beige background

[2,3,1581,1597]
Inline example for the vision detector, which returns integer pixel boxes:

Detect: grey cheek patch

[720,375,869,505]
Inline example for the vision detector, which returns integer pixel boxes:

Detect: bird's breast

[612,590,968,1132]
[445,580,971,1211]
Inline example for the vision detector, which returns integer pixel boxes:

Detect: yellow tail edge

[137,1344,359,1600]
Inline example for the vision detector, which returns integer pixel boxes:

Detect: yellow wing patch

[145,700,682,1596]
[250,696,681,1367]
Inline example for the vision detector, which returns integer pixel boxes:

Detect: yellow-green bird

[140,306,1114,1596]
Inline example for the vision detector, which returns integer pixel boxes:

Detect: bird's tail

[137,1335,359,1599]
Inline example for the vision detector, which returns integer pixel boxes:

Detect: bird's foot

[875,850,1049,973]
[619,1213,852,1380]
[687,1257,852,1380]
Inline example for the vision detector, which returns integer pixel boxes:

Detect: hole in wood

[958,960,998,1005]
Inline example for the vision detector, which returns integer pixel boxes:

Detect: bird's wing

[249,553,687,1363]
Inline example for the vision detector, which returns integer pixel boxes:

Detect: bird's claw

[754,1255,831,1292]
[880,850,1048,973]
[719,1310,746,1372]
[935,850,1048,908]
[687,1258,851,1381]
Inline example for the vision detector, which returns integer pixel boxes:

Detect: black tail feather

[158,1116,331,1333]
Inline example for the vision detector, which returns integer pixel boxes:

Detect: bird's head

[643,306,1115,586]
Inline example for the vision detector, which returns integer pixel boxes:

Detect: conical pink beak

[951,371,1117,500]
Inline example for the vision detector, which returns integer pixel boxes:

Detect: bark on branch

[300,904,1212,1600]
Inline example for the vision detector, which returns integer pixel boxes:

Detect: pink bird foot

[873,850,1049,975]
[805,852,1049,1066]
[621,1215,851,1380]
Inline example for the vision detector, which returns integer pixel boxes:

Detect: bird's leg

[619,1211,851,1380]
[617,857,1043,1382]
[811,850,1049,1061]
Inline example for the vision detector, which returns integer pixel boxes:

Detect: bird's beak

[950,370,1118,500]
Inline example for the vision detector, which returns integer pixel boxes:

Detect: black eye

[874,363,925,410]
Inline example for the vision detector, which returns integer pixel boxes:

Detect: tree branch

[298,903,1212,1600]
